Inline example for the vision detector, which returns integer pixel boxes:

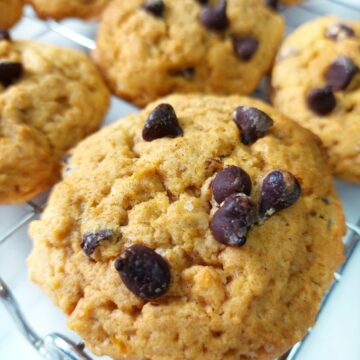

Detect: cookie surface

[0,38,110,203]
[93,0,284,107]
[272,16,360,183]
[0,0,23,29]
[28,94,344,360]
[28,0,111,20]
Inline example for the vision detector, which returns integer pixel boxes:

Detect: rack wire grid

[0,1,360,359]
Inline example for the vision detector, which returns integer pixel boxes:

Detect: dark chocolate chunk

[212,166,252,204]
[264,0,278,10]
[306,86,336,115]
[114,244,170,300]
[0,61,23,86]
[325,56,358,91]
[142,103,183,141]
[233,106,274,145]
[0,30,11,41]
[259,170,301,218]
[200,0,229,31]
[210,193,257,246]
[142,0,165,18]
[325,23,355,41]
[232,36,259,61]
[81,230,113,257]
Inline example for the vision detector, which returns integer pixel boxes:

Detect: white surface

[0,2,359,360]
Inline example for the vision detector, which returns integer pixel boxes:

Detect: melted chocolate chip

[212,166,252,204]
[259,170,301,218]
[0,30,11,41]
[211,193,257,246]
[171,67,195,79]
[115,244,170,300]
[142,103,183,141]
[142,0,165,18]
[232,36,259,61]
[306,86,336,115]
[325,23,355,41]
[325,56,358,91]
[233,106,274,145]
[200,0,229,31]
[0,61,23,86]
[81,230,113,257]
[264,0,278,10]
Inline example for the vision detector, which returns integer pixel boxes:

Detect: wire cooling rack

[1,1,360,359]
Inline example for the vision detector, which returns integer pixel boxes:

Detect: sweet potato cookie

[272,16,360,183]
[0,35,110,203]
[29,94,344,360]
[93,0,284,106]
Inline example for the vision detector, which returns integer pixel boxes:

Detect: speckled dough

[28,94,344,360]
[0,39,110,203]
[27,0,111,20]
[272,16,360,183]
[93,0,284,107]
[0,0,23,29]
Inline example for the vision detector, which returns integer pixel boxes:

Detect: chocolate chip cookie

[272,16,360,183]
[28,94,344,360]
[28,0,111,20]
[0,0,23,29]
[93,0,284,107]
[0,35,110,203]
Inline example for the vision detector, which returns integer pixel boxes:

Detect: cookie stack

[1,1,356,359]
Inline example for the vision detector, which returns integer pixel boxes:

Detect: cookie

[271,16,360,183]
[0,0,23,29]
[28,94,344,360]
[0,36,110,203]
[28,0,111,20]
[93,0,284,107]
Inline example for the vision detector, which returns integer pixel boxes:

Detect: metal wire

[1,1,360,359]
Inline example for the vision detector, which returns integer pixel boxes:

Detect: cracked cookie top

[93,0,284,107]
[28,94,344,360]
[0,38,110,203]
[271,16,360,183]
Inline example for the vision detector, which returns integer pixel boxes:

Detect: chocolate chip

[232,36,259,61]
[233,106,274,145]
[142,0,165,18]
[306,86,336,115]
[196,0,208,4]
[171,67,195,79]
[142,103,183,141]
[200,0,229,31]
[259,170,301,218]
[0,61,23,86]
[114,244,170,300]
[212,166,252,204]
[210,193,257,246]
[0,30,11,41]
[264,0,278,10]
[325,23,355,41]
[325,56,358,91]
[81,230,113,257]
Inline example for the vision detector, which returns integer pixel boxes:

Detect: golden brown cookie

[28,94,344,360]
[0,36,110,203]
[272,16,360,183]
[93,0,284,107]
[27,0,111,20]
[0,0,23,29]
